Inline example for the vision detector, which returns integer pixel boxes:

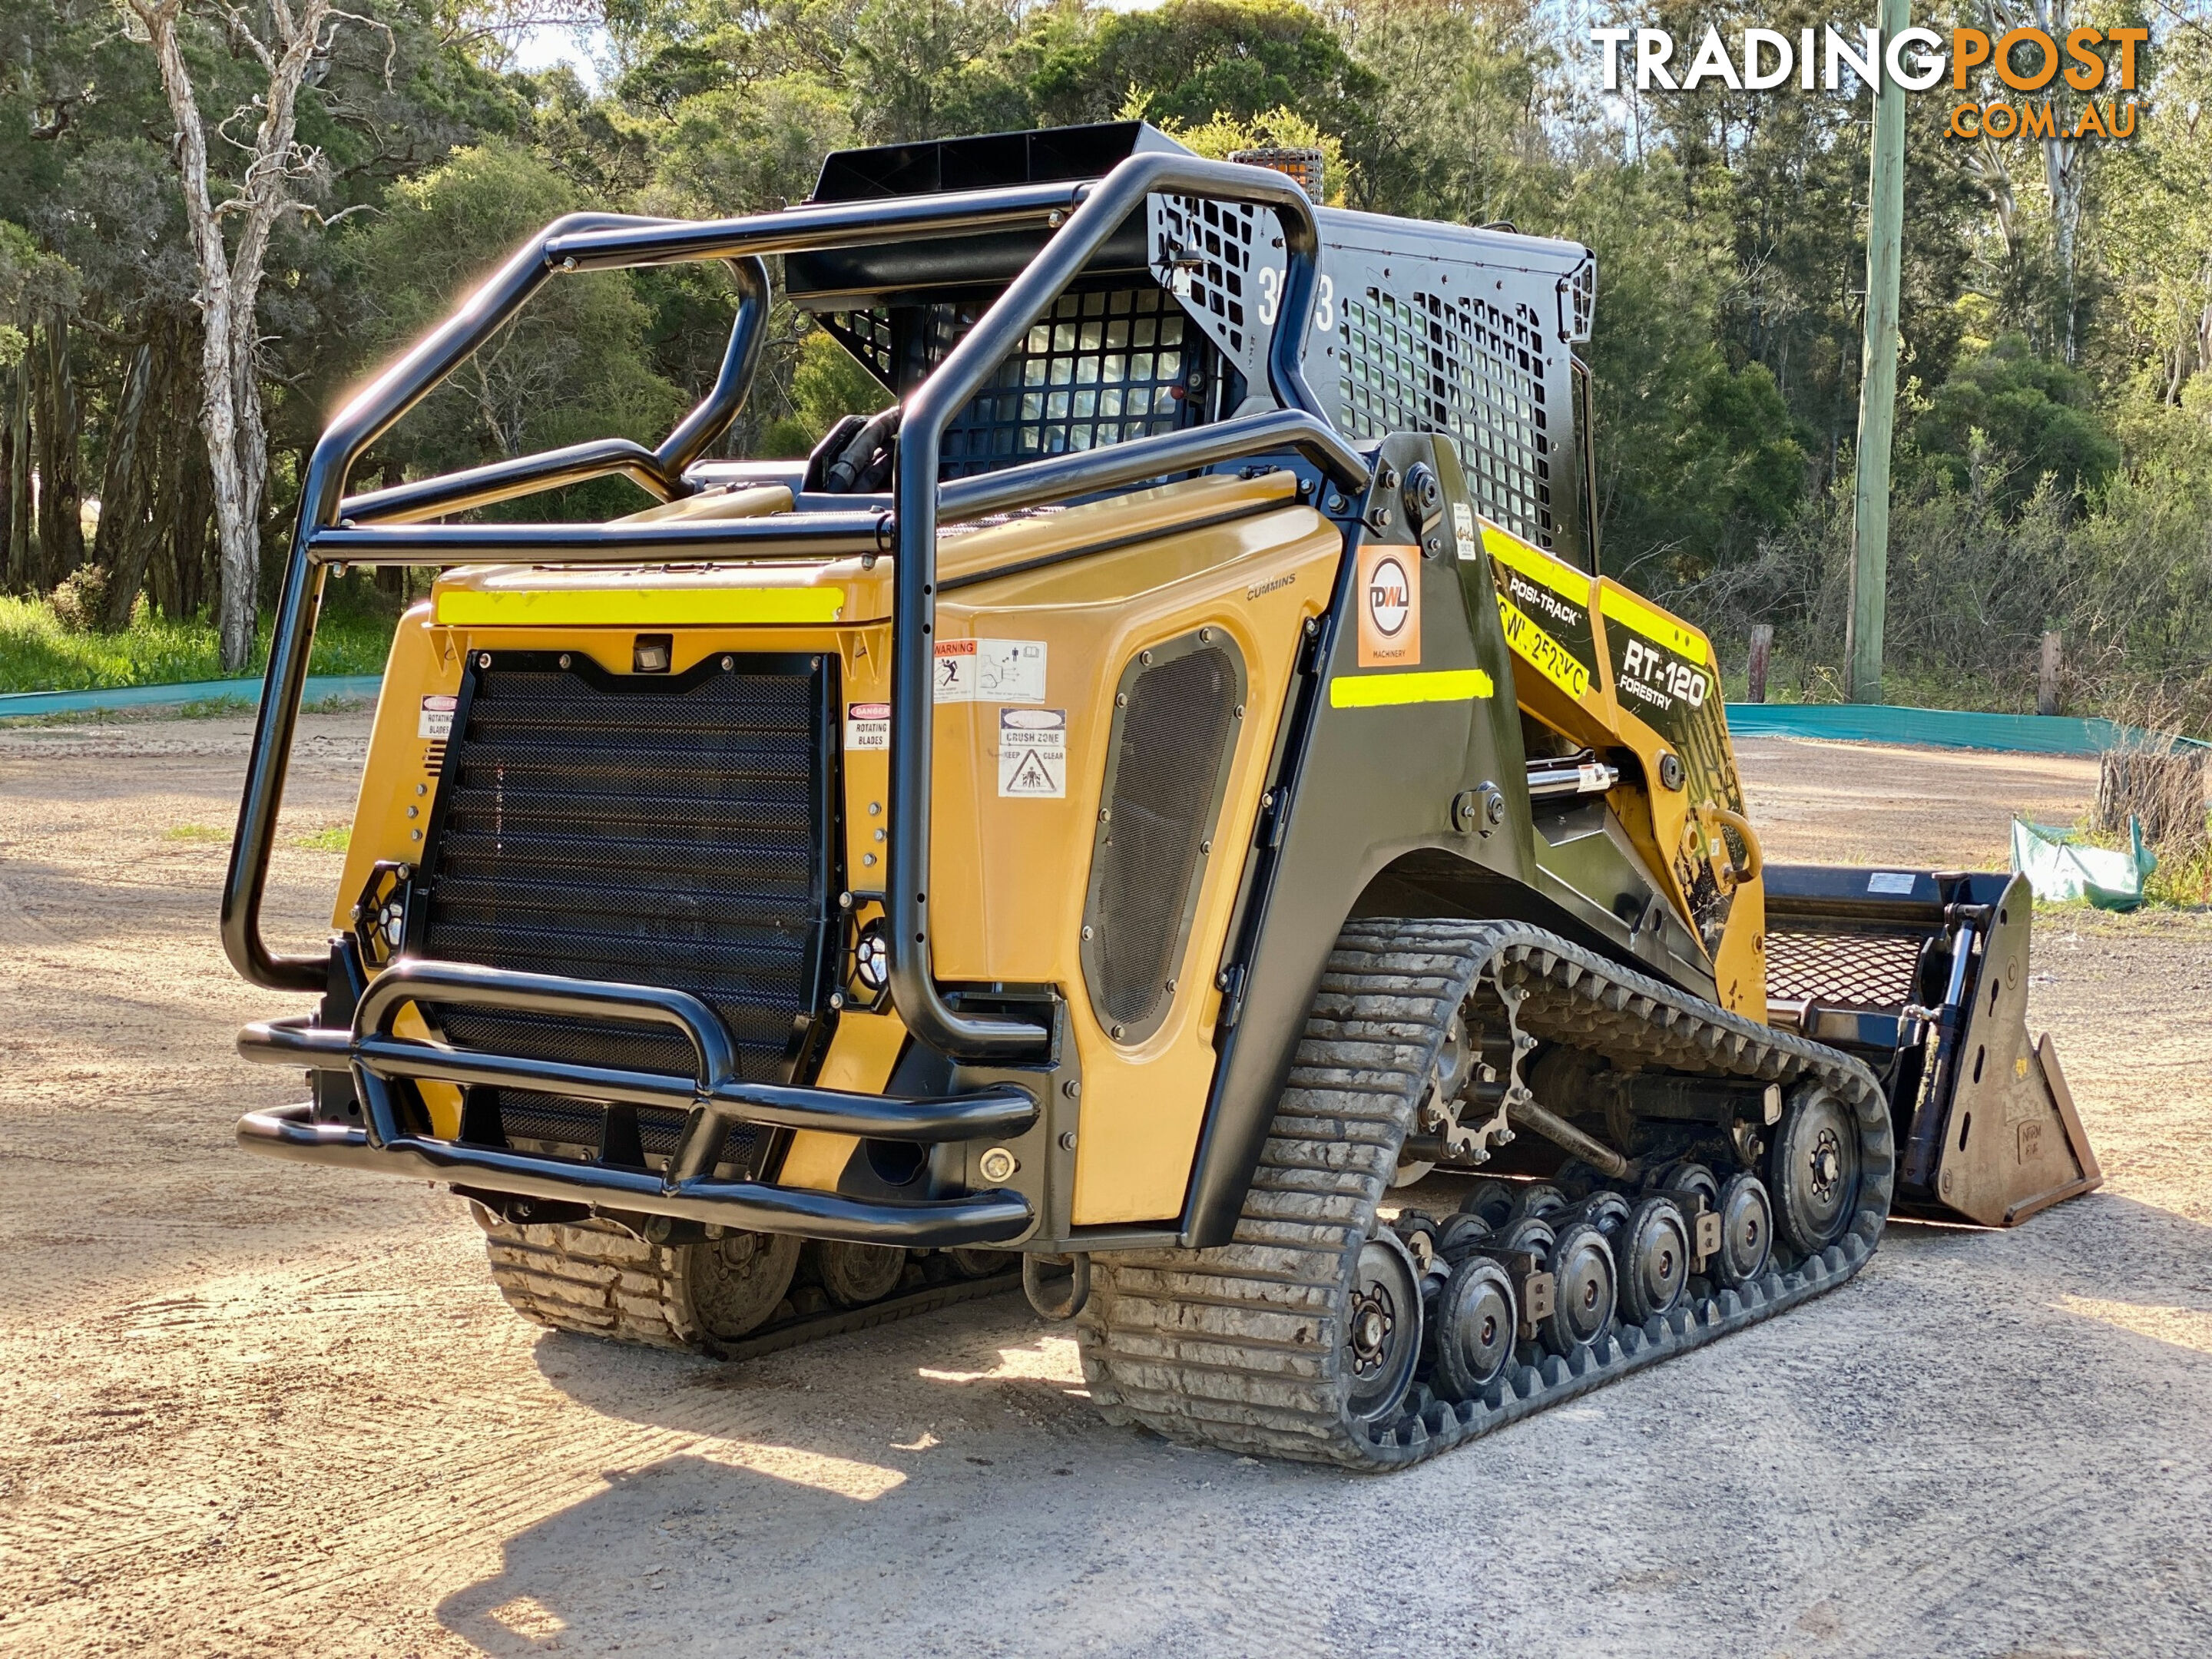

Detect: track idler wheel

[1435,1211,1493,1261]
[1540,1220,1617,1356]
[945,1247,1018,1280]
[691,1230,802,1340]
[1769,1084,1863,1256]
[1455,1179,1515,1230]
[1649,1160,1718,1210]
[1714,1173,1775,1286]
[1571,1189,1631,1237]
[1429,1256,1518,1399]
[1502,1182,1568,1231]
[1344,1230,1425,1427]
[809,1240,909,1309]
[1617,1193,1690,1323]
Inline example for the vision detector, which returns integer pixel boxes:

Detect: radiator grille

[417,653,837,1108]
[1081,635,1244,1043]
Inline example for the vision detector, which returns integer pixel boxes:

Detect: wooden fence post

[1747,624,1773,704]
[2038,631,2061,717]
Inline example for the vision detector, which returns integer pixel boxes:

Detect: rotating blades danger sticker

[998,707,1066,797]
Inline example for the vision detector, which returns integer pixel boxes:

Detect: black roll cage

[220,151,1373,1066]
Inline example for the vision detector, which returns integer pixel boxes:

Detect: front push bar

[235,958,1037,1247]
[221,152,1368,1075]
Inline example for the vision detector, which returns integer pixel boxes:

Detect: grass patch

[164,823,228,842]
[292,825,353,853]
[0,594,397,694]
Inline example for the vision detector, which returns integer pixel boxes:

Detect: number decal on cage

[1253,269,1333,333]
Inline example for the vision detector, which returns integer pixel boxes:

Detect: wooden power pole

[1848,0,1909,705]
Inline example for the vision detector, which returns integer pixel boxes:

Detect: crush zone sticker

[935,638,1048,704]
[998,708,1066,797]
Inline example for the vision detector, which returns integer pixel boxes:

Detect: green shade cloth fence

[1723,702,2208,757]
[0,674,384,718]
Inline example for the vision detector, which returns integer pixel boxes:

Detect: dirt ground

[2,712,2208,1658]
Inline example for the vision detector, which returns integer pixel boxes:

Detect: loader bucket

[1762,867,2101,1227]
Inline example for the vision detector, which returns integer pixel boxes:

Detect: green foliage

[0,596,396,694]
[343,140,686,508]
[1908,335,2121,510]
[1035,0,1378,138]
[760,329,894,457]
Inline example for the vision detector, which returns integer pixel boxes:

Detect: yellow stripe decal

[1597,582,1711,666]
[1480,521,1591,604]
[435,586,845,628]
[1330,668,1495,709]
[1495,594,1593,700]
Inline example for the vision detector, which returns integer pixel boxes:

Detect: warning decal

[844,701,889,751]
[998,707,1066,798]
[935,638,1048,704]
[419,694,457,740]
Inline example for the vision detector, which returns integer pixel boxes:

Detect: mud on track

[2,715,2209,1657]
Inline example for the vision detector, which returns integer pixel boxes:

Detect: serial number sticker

[998,707,1066,798]
[844,701,889,752]
[418,694,457,740]
[1867,871,1917,895]
[1496,595,1593,700]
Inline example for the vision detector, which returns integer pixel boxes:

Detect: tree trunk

[1747,623,1773,704]
[34,310,84,591]
[5,348,30,592]
[0,352,16,591]
[96,340,158,630]
[172,434,214,620]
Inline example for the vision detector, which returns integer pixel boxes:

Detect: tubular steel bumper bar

[234,959,1038,1245]
[224,155,1369,1069]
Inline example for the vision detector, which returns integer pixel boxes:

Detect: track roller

[1617,1193,1690,1323]
[1540,1220,1617,1356]
[1430,1256,1518,1399]
[807,1240,908,1309]
[1714,1172,1774,1287]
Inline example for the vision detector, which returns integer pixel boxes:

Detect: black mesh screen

[1082,640,1243,1040]
[1765,930,1924,1012]
[819,287,1218,479]
[417,654,836,1128]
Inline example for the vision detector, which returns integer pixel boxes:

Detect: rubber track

[1075,919,1896,1470]
[477,1212,1020,1360]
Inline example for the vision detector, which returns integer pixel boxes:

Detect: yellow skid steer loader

[225,123,2098,1467]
